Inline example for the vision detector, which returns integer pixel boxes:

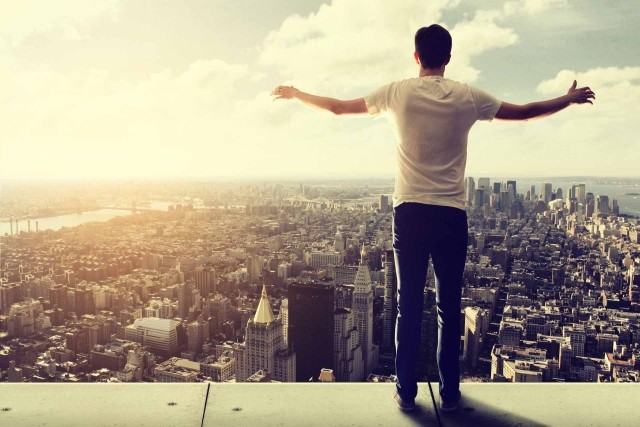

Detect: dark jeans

[393,202,468,402]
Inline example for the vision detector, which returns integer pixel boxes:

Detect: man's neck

[419,66,445,77]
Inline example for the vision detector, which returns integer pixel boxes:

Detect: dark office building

[493,182,501,194]
[75,286,95,316]
[50,284,68,313]
[287,282,335,382]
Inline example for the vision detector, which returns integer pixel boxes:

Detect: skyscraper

[478,177,490,205]
[474,188,484,211]
[334,307,364,382]
[353,245,375,376]
[382,250,397,354]
[280,298,289,347]
[463,307,490,371]
[211,294,231,336]
[542,183,553,204]
[596,195,610,217]
[586,192,595,217]
[50,284,68,314]
[74,285,95,316]
[288,282,335,381]
[477,177,490,191]
[194,266,216,298]
[507,180,517,197]
[187,318,207,353]
[500,190,510,214]
[612,199,620,216]
[493,182,501,195]
[177,282,192,320]
[575,184,586,205]
[379,194,389,214]
[465,177,475,207]
[334,228,346,252]
[235,285,295,382]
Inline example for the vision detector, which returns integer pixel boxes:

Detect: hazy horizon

[2,174,640,184]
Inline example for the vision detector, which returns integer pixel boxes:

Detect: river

[0,201,225,236]
[2,181,638,236]
[1,209,135,235]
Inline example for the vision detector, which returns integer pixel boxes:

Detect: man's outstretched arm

[271,85,368,116]
[495,80,595,121]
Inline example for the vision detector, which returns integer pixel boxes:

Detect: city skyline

[2,176,639,388]
[1,0,639,180]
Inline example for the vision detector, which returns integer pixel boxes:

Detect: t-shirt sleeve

[364,82,396,116]
[468,85,502,121]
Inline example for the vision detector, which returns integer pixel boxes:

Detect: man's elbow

[521,104,536,120]
[495,103,532,121]
[331,99,368,116]
[330,102,344,115]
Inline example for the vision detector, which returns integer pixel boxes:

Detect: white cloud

[448,10,519,82]
[0,58,258,178]
[2,0,636,179]
[259,0,570,92]
[466,66,640,177]
[0,54,379,179]
[260,0,461,92]
[536,67,640,94]
[0,0,119,48]
[516,0,568,15]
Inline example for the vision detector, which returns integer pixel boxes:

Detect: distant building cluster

[462,177,640,382]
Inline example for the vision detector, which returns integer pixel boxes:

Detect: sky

[1,0,639,180]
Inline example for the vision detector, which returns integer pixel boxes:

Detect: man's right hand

[270,85,368,116]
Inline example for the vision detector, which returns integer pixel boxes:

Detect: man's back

[365,76,501,211]
[271,23,594,413]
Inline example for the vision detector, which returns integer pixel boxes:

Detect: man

[271,24,594,413]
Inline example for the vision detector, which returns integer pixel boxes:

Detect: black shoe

[439,391,461,412]
[393,391,416,412]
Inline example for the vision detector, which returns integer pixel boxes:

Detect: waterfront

[0,209,133,236]
[0,201,213,236]
[1,180,638,237]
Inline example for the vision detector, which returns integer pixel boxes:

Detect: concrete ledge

[1,383,639,427]
[0,383,209,427]
[206,383,437,426]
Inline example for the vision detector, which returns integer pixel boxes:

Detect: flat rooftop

[1,382,639,426]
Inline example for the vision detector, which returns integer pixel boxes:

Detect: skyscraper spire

[354,247,371,294]
[353,244,374,378]
[253,285,275,324]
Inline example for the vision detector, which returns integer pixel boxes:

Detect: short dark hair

[415,24,452,69]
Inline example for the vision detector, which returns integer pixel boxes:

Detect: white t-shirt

[364,76,502,211]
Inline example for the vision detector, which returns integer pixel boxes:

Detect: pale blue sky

[1,0,639,179]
